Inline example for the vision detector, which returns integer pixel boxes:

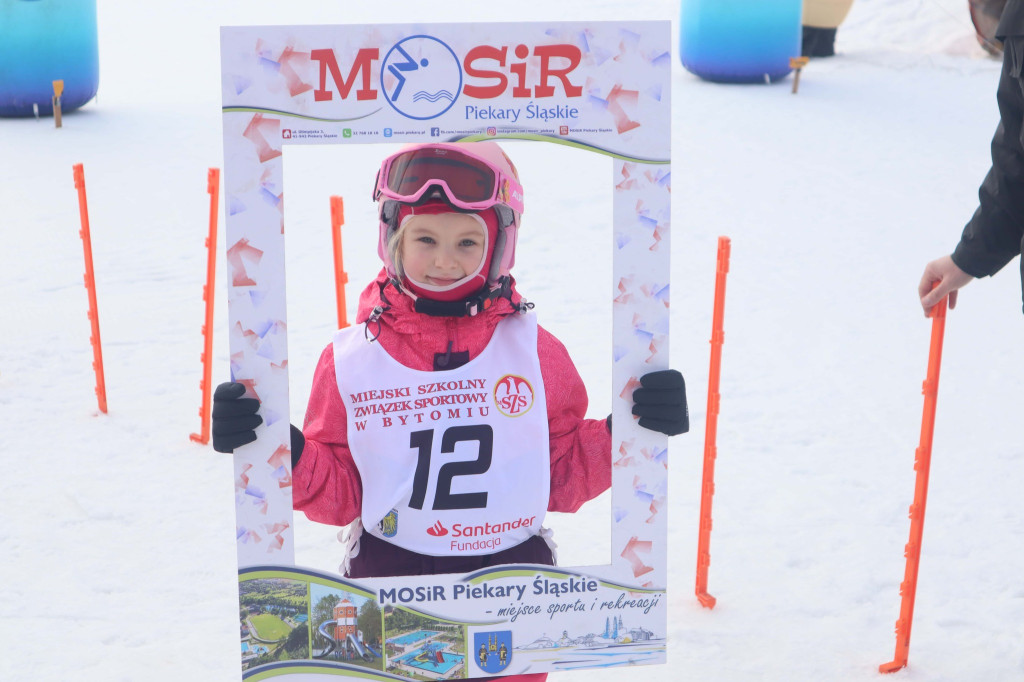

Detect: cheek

[401,245,428,275]
[462,247,485,270]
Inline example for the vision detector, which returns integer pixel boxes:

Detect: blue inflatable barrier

[679,0,802,84]
[0,0,99,117]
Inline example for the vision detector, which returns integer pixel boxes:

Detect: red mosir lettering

[463,45,508,99]
[463,43,582,99]
[510,44,530,97]
[534,44,582,97]
[311,48,379,102]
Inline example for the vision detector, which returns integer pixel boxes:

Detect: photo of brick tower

[310,584,384,673]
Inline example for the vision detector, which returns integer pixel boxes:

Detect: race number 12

[408,425,493,511]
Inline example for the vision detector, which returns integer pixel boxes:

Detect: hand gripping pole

[696,236,730,608]
[190,168,221,444]
[73,163,107,414]
[879,292,948,673]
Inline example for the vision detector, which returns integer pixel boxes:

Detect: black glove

[212,382,262,453]
[289,424,305,468]
[632,369,689,436]
[211,382,307,466]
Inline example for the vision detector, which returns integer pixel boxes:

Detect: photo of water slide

[383,606,467,680]
[310,584,384,673]
[238,577,310,671]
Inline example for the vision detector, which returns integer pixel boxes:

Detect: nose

[434,245,459,270]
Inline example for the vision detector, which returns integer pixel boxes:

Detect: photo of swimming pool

[388,629,439,647]
[396,647,464,675]
[241,642,268,656]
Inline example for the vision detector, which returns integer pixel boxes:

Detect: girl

[214,141,688,681]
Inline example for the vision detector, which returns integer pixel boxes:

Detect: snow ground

[3,0,1024,680]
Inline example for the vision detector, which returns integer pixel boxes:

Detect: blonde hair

[387,220,409,279]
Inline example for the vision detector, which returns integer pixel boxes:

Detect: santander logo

[426,520,449,537]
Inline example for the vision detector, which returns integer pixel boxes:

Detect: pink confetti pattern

[242,113,283,163]
[646,497,665,524]
[606,84,641,134]
[614,438,637,469]
[620,536,654,578]
[268,445,293,489]
[226,238,262,287]
[278,46,314,97]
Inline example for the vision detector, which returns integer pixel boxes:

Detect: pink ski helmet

[374,141,523,298]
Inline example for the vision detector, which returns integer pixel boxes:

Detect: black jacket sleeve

[951,35,1024,279]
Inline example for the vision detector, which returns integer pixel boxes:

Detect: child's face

[401,212,486,287]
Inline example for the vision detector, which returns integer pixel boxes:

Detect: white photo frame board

[221,21,671,680]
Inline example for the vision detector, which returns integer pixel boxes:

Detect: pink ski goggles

[374,146,525,214]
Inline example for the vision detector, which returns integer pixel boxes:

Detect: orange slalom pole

[73,163,107,414]
[879,292,948,673]
[696,236,730,609]
[331,195,350,329]
[190,168,221,444]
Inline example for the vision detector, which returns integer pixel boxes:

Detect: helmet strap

[487,228,507,283]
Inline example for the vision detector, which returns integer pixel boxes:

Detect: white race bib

[334,312,550,556]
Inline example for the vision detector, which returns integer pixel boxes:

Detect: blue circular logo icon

[381,35,462,120]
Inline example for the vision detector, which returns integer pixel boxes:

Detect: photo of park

[384,606,467,680]
[239,577,310,671]
[309,583,384,672]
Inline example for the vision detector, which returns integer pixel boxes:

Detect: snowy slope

[3,0,1024,680]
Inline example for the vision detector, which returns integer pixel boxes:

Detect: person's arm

[292,343,364,527]
[921,38,1024,312]
[539,327,689,512]
[538,327,613,514]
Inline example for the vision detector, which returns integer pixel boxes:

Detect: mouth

[426,276,460,286]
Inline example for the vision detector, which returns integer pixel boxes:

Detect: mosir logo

[309,38,583,120]
[426,520,449,537]
[381,35,463,120]
[493,374,534,417]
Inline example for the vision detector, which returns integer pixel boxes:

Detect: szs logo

[426,520,449,537]
[381,35,462,120]
[559,125,569,135]
[494,374,534,417]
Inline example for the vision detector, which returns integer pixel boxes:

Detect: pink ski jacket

[292,270,612,527]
